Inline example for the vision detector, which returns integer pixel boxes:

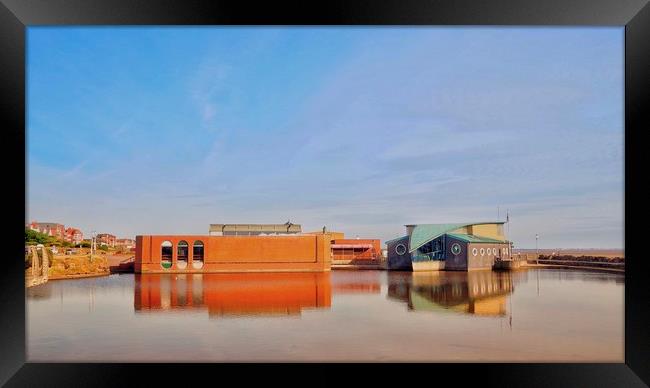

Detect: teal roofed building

[385,221,513,271]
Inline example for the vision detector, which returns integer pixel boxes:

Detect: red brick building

[64,227,83,245]
[303,231,382,261]
[331,239,382,261]
[27,222,66,239]
[97,233,116,247]
[116,238,136,249]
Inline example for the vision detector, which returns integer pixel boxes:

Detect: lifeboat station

[386,221,512,271]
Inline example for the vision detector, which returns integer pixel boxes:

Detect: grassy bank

[48,254,109,279]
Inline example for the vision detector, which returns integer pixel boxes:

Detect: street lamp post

[90,230,96,263]
[535,234,539,265]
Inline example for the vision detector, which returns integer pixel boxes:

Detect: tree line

[25,229,93,248]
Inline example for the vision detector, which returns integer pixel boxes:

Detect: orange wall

[135,234,332,273]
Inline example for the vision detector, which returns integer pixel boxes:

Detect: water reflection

[28,269,624,361]
[331,270,381,295]
[387,271,516,316]
[134,272,332,317]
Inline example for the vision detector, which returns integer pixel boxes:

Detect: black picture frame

[2,0,648,386]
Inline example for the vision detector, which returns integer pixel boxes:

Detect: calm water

[27,269,624,362]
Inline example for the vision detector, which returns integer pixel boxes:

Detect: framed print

[1,0,648,386]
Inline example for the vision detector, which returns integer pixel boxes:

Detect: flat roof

[331,244,375,249]
[209,223,302,232]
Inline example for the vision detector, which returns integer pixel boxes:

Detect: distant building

[209,222,302,236]
[115,238,136,249]
[386,221,511,271]
[27,222,65,240]
[96,233,116,247]
[64,227,83,244]
[331,239,382,261]
[304,230,381,261]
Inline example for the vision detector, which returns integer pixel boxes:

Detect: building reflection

[387,271,514,316]
[331,270,381,295]
[134,272,331,317]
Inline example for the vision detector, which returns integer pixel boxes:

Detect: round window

[451,243,462,255]
[395,243,407,255]
[472,248,478,256]
[480,248,485,256]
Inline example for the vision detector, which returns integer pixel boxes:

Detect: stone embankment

[525,254,624,273]
[25,245,49,287]
[331,257,386,270]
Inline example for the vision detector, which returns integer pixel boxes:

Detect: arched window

[192,240,204,269]
[161,241,173,269]
[177,240,188,269]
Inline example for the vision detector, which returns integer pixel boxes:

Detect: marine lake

[27,268,624,362]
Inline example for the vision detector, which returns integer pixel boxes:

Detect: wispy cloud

[27,27,623,248]
[190,61,232,129]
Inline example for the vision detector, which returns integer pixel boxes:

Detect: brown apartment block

[96,233,116,247]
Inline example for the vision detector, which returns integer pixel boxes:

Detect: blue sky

[27,27,624,248]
